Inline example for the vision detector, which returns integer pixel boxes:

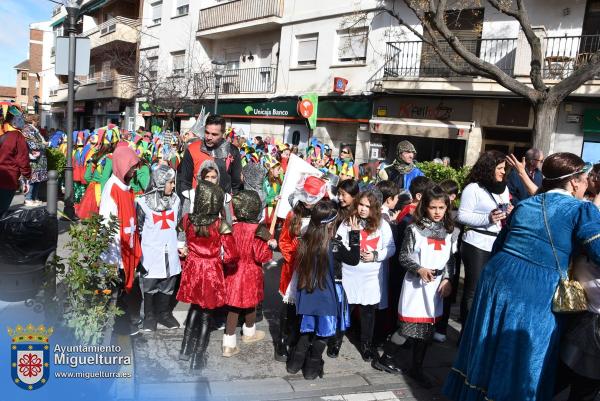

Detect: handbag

[541,194,588,313]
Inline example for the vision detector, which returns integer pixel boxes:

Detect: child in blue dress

[286,200,360,379]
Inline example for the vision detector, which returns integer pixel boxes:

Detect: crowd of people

[1,103,600,400]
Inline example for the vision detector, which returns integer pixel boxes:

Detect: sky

[0,0,55,87]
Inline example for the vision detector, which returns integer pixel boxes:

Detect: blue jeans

[0,188,15,216]
[25,182,40,201]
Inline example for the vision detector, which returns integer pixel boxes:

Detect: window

[88,64,96,80]
[171,51,185,76]
[296,34,318,67]
[101,61,111,81]
[337,28,368,63]
[21,72,27,80]
[151,2,162,25]
[147,56,158,79]
[175,0,189,16]
[21,88,27,96]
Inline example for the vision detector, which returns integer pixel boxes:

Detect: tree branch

[550,52,600,101]
[406,0,537,99]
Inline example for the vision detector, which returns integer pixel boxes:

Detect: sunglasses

[341,150,350,154]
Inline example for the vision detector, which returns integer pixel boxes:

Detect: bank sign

[219,101,299,119]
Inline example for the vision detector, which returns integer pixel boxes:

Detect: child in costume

[221,190,274,357]
[77,127,119,219]
[136,165,182,332]
[336,190,396,362]
[274,175,327,362]
[286,200,360,380]
[98,145,143,334]
[177,181,238,370]
[392,186,457,388]
[262,155,283,226]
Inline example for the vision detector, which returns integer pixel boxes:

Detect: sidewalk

[128,258,461,401]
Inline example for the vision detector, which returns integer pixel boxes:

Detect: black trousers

[351,304,378,344]
[459,242,491,326]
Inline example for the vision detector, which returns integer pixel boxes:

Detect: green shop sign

[584,109,600,140]
[218,101,298,118]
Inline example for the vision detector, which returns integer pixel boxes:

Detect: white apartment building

[136,0,600,165]
[47,0,140,130]
[377,0,600,165]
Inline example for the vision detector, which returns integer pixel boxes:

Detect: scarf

[481,181,507,195]
[415,218,448,239]
[391,159,415,175]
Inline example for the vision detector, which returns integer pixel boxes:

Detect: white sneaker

[433,332,447,343]
[24,200,36,207]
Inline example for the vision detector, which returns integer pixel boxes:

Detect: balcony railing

[81,17,140,50]
[195,67,277,95]
[383,34,600,80]
[198,0,284,31]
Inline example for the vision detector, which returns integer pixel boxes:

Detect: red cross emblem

[427,237,446,251]
[153,211,175,230]
[18,353,42,378]
[360,231,380,252]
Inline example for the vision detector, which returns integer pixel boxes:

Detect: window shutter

[298,38,317,62]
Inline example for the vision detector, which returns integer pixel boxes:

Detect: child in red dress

[177,181,238,370]
[221,190,275,357]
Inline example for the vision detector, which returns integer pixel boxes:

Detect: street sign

[55,37,91,76]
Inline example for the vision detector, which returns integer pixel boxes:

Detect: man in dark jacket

[507,148,544,205]
[177,114,242,196]
[0,108,32,215]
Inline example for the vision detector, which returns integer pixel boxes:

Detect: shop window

[337,28,367,63]
[296,34,318,67]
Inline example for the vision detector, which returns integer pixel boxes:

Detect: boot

[155,292,180,329]
[190,309,211,370]
[142,293,157,332]
[179,306,201,361]
[371,340,401,374]
[303,338,326,379]
[222,333,240,357]
[326,331,343,358]
[359,342,376,362]
[406,340,433,389]
[286,335,310,374]
[241,323,265,344]
[274,305,290,362]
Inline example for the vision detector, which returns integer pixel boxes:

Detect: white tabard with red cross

[398,226,457,324]
[136,196,182,279]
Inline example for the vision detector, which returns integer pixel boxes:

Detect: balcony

[194,67,277,95]
[197,0,284,39]
[383,34,600,83]
[82,17,140,51]
[50,74,135,103]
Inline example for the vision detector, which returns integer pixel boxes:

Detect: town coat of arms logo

[8,324,53,390]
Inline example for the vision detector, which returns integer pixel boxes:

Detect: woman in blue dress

[444,153,600,401]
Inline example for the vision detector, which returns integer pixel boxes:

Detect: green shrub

[46,148,66,180]
[416,161,471,190]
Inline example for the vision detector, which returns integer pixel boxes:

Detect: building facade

[48,0,141,131]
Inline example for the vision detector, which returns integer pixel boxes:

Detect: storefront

[369,97,475,166]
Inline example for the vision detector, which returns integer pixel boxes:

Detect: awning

[583,110,600,140]
[370,117,473,140]
[80,0,108,15]
[51,17,65,27]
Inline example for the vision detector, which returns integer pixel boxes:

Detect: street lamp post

[211,60,226,115]
[63,0,81,220]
